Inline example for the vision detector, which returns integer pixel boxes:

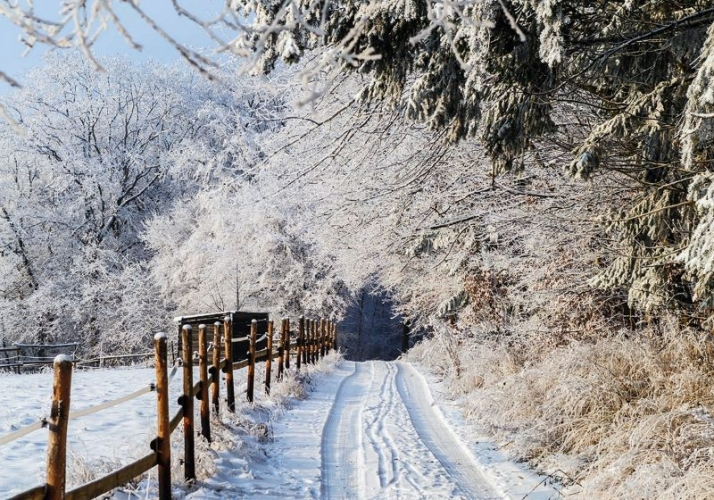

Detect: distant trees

[255,81,613,343]
[0,51,358,353]
[0,53,281,352]
[143,175,348,320]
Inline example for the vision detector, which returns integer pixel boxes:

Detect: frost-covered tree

[0,53,278,353]
[9,1,714,327]
[253,74,621,350]
[239,1,714,319]
[143,175,348,320]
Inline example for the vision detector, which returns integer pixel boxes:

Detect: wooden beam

[65,453,157,500]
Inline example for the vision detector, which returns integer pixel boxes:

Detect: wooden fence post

[303,318,309,366]
[181,325,195,482]
[224,315,235,413]
[306,319,311,364]
[285,318,290,370]
[265,320,273,395]
[317,320,321,359]
[198,324,211,442]
[297,316,303,371]
[315,319,321,361]
[247,319,257,403]
[313,319,319,363]
[46,355,73,500]
[331,320,336,352]
[315,319,320,363]
[320,319,326,358]
[277,319,285,380]
[311,319,317,364]
[211,321,221,415]
[333,321,338,351]
[323,319,328,357]
[154,333,171,500]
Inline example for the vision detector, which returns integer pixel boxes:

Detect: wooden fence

[0,343,82,373]
[5,316,338,500]
[0,343,156,373]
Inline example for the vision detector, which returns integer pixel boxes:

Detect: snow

[54,354,73,364]
[187,360,560,499]
[410,363,563,500]
[0,359,560,499]
[0,365,182,498]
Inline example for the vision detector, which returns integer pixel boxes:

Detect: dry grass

[408,320,714,499]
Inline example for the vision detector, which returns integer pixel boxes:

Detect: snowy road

[321,361,501,499]
[190,360,559,500]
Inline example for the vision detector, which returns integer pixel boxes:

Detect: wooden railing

[0,343,81,373]
[5,316,338,500]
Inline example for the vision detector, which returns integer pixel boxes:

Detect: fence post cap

[251,319,258,323]
[198,324,206,329]
[53,354,72,365]
[182,324,192,331]
[154,332,167,341]
[224,315,231,322]
[214,321,221,326]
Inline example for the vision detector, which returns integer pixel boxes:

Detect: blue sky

[0,1,219,92]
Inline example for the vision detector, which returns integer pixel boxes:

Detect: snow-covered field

[1,357,561,499]
[0,363,184,498]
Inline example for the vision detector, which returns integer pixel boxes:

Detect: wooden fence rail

[5,315,338,500]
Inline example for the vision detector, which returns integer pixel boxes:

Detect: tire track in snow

[363,361,399,491]
[366,361,435,498]
[321,361,372,499]
[322,360,502,499]
[395,361,505,500]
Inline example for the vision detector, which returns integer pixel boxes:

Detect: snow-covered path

[321,360,501,499]
[189,360,560,500]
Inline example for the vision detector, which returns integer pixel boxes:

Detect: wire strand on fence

[69,385,154,420]
[0,419,45,447]
[168,360,179,383]
[0,380,157,447]
[0,361,174,448]
[75,352,154,366]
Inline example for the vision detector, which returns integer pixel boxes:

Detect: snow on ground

[410,363,568,499]
[185,359,561,499]
[1,356,562,499]
[0,363,182,498]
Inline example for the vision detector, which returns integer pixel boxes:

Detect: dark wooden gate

[175,311,269,363]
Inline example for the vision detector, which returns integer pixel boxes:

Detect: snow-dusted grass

[0,352,342,499]
[407,322,714,499]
